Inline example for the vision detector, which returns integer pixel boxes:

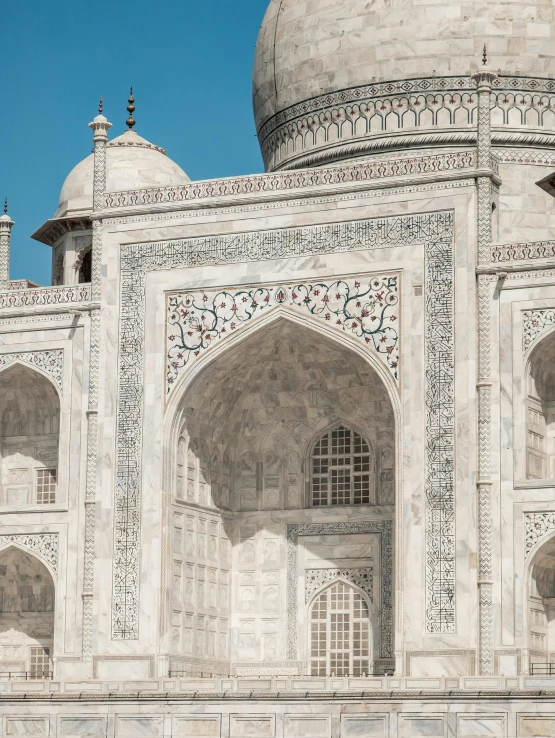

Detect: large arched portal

[0,365,60,507]
[0,547,54,678]
[167,319,396,677]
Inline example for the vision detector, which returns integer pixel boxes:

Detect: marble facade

[5,0,555,732]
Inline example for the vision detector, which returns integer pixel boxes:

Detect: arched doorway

[167,318,396,676]
[0,364,60,507]
[0,547,55,678]
[309,580,372,677]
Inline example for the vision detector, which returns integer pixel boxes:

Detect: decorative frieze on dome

[256,76,555,171]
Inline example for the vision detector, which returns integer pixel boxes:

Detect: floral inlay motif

[523,309,555,353]
[0,533,59,573]
[525,512,555,559]
[0,350,63,390]
[167,276,399,394]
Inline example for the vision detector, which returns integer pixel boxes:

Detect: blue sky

[1,0,268,285]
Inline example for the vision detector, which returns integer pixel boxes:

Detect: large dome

[253,0,555,171]
[56,129,190,218]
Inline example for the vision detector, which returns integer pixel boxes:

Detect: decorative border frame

[0,349,63,390]
[0,533,59,573]
[114,211,454,639]
[286,521,392,660]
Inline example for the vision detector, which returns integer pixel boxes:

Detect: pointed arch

[0,545,55,677]
[0,363,61,508]
[166,309,400,427]
[308,579,372,677]
[0,356,62,399]
[526,533,555,673]
[0,539,57,580]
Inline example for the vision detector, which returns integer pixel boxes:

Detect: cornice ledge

[94,169,479,221]
[32,216,93,247]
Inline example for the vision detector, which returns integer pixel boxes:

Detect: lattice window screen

[310,582,370,677]
[312,426,371,507]
[36,469,56,504]
[29,647,50,678]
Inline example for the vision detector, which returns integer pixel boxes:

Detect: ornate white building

[4,0,555,733]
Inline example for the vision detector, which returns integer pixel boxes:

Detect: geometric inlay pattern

[523,309,555,354]
[167,275,399,394]
[305,568,374,603]
[0,350,63,390]
[525,512,555,559]
[0,533,59,573]
[114,211,454,639]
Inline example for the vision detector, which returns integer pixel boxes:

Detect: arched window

[311,426,372,506]
[310,581,370,677]
[77,247,92,284]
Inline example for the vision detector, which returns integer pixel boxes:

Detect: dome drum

[253,0,555,171]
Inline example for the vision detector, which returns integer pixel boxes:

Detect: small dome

[56,129,190,217]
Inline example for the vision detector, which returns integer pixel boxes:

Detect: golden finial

[482,44,488,66]
[98,96,103,115]
[126,87,136,129]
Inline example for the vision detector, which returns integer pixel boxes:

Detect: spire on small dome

[126,87,136,129]
[99,96,104,115]
[482,44,488,66]
[0,197,13,224]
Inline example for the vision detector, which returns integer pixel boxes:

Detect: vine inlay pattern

[523,310,555,354]
[525,513,555,559]
[0,350,63,390]
[167,275,399,394]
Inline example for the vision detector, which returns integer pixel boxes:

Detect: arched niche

[528,535,555,672]
[166,317,396,675]
[526,331,555,480]
[0,546,55,677]
[0,364,60,507]
[75,243,92,284]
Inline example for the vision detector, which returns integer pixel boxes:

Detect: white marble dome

[56,129,190,217]
[253,0,555,170]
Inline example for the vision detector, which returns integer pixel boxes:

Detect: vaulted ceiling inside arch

[0,364,60,437]
[179,320,395,460]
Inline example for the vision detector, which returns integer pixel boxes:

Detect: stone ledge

[1,675,554,698]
